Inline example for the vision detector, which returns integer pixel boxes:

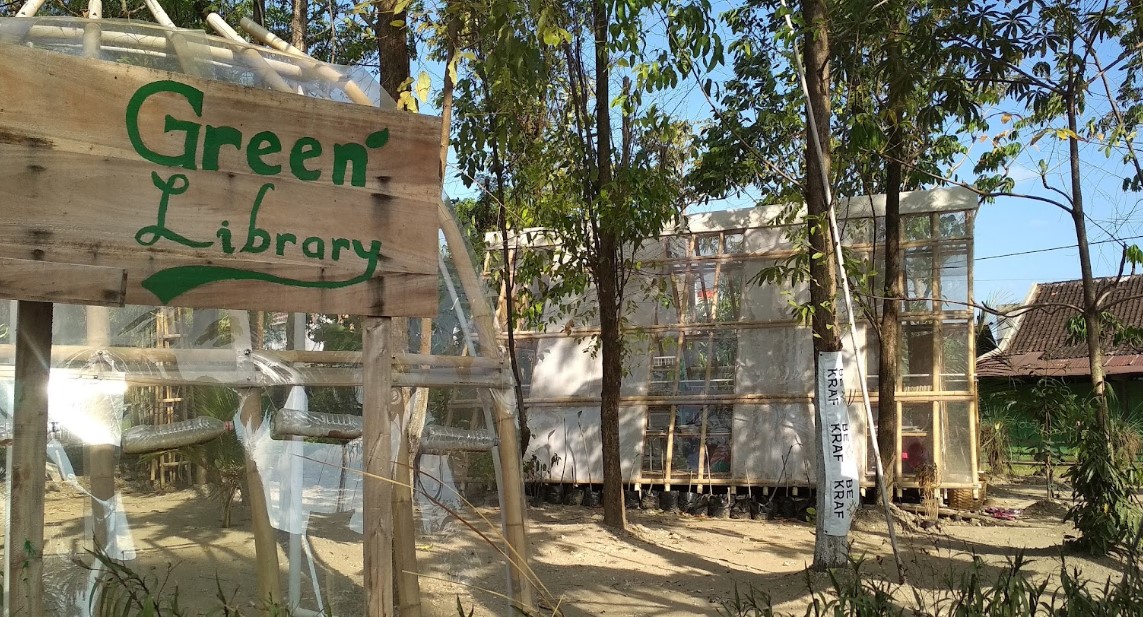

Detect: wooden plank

[0,257,126,306]
[362,317,394,617]
[5,300,53,617]
[0,42,442,316]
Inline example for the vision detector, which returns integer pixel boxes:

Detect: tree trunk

[597,235,627,530]
[290,0,307,52]
[802,0,848,570]
[878,33,904,492]
[1067,95,1111,434]
[593,0,626,530]
[373,0,409,106]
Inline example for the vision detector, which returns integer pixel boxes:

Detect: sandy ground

[21,477,1136,616]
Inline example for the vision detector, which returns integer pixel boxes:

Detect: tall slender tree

[444,0,721,529]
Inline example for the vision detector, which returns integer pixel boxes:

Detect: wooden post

[229,309,282,612]
[240,390,284,610]
[389,315,422,617]
[363,317,394,617]
[5,300,53,617]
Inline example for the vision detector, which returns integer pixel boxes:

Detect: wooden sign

[0,42,441,316]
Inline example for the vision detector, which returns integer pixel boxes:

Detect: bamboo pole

[14,0,47,16]
[437,201,533,610]
[228,310,282,613]
[0,344,504,369]
[205,13,294,93]
[239,390,284,610]
[85,306,117,553]
[362,317,395,616]
[4,301,53,617]
[237,17,374,106]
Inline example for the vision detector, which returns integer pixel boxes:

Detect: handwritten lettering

[125,80,390,187]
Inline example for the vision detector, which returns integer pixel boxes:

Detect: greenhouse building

[491,187,980,497]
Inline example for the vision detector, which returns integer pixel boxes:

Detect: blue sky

[418,2,1143,310]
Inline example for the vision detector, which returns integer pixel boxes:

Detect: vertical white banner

[818,351,859,537]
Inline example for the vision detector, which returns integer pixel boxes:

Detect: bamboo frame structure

[0,6,533,616]
[492,190,981,494]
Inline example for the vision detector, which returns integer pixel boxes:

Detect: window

[641,404,733,477]
[939,242,969,311]
[649,331,737,395]
[901,321,935,391]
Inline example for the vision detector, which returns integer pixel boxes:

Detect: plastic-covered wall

[502,187,978,490]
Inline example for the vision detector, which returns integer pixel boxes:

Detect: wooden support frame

[4,301,53,617]
[362,317,395,617]
[0,13,534,616]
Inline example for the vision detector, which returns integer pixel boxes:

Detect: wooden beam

[4,300,53,617]
[362,317,394,616]
[0,258,126,307]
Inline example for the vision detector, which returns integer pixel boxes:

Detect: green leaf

[1126,244,1143,266]
[414,71,431,102]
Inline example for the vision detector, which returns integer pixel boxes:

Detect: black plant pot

[543,484,565,505]
[678,492,699,511]
[583,490,602,508]
[708,494,730,518]
[563,486,586,506]
[624,489,640,509]
[659,490,680,513]
[729,497,751,519]
[687,494,710,516]
[640,490,659,510]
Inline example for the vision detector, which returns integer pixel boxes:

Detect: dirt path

[26,477,1134,616]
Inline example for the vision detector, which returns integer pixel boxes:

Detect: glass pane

[647,406,673,430]
[715,266,743,322]
[687,267,718,323]
[941,401,975,483]
[903,214,932,241]
[937,211,968,239]
[941,320,970,392]
[901,402,932,433]
[723,232,745,254]
[679,337,711,394]
[675,405,703,431]
[901,321,935,391]
[648,274,681,327]
[939,242,969,311]
[903,246,934,312]
[705,433,732,475]
[902,433,935,477]
[649,336,678,395]
[672,435,701,474]
[842,218,875,244]
[707,405,734,432]
[710,333,738,393]
[695,234,720,257]
[666,236,690,259]
[642,434,667,473]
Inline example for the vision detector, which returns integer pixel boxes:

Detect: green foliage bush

[717,546,1143,617]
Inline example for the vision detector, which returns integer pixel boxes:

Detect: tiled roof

[977,275,1143,378]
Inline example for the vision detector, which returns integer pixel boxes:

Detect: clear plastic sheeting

[421,423,498,454]
[0,17,384,107]
[0,246,520,617]
[0,12,524,613]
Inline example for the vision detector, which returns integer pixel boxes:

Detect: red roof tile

[977,275,1143,379]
